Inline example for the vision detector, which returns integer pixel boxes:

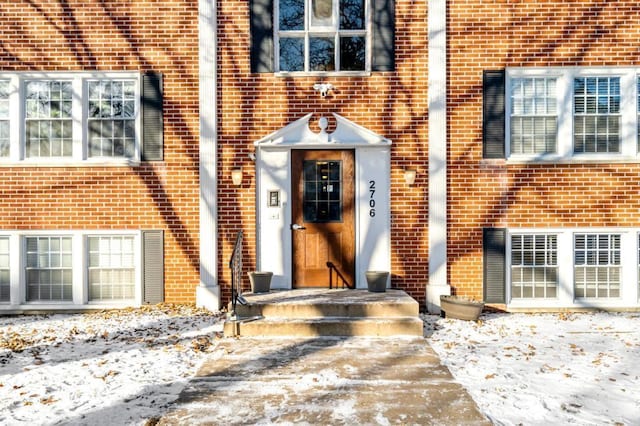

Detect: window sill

[501,155,640,165]
[0,159,142,168]
[507,298,638,310]
[275,71,372,78]
[0,301,139,313]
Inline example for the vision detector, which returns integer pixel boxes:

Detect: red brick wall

[217,0,430,305]
[0,1,201,302]
[448,0,640,299]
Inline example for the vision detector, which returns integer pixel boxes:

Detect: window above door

[250,0,395,74]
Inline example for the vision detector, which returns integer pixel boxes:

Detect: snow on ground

[424,312,640,426]
[0,305,224,426]
[2,306,640,425]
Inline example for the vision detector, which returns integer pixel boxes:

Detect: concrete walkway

[159,337,490,425]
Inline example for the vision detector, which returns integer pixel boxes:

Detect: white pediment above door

[254,113,391,147]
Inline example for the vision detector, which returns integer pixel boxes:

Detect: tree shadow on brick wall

[447,0,640,299]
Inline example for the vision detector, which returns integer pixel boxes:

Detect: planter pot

[440,295,484,321]
[365,271,389,293]
[248,271,273,293]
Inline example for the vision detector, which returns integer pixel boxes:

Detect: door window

[303,160,342,222]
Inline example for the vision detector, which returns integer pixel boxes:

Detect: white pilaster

[427,0,450,313]
[197,0,219,311]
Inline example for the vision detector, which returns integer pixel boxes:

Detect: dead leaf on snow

[40,396,57,405]
[485,373,496,380]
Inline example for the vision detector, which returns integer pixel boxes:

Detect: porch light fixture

[404,169,417,185]
[231,169,243,186]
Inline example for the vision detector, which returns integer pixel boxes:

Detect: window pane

[88,236,135,301]
[340,0,364,29]
[573,77,621,153]
[574,234,620,299]
[309,37,335,72]
[25,236,73,302]
[510,77,557,155]
[340,36,365,71]
[311,0,334,27]
[88,80,136,158]
[279,0,305,30]
[510,234,558,299]
[279,38,305,72]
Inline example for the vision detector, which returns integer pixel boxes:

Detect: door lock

[290,223,306,231]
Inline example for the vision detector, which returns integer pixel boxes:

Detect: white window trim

[0,72,141,167]
[0,230,141,311]
[506,67,639,164]
[507,228,640,310]
[274,0,372,76]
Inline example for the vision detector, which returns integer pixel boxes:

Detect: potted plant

[365,271,389,293]
[439,295,484,321]
[248,271,273,293]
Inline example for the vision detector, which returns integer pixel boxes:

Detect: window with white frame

[505,68,639,160]
[0,237,9,302]
[0,73,140,162]
[277,0,367,72]
[25,236,73,302]
[511,234,558,298]
[574,77,620,153]
[25,80,74,158]
[510,77,557,155]
[88,80,136,158]
[88,235,135,301]
[574,233,621,298]
[0,80,9,157]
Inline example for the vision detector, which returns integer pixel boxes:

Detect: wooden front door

[291,150,355,288]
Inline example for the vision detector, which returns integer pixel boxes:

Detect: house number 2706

[369,180,376,217]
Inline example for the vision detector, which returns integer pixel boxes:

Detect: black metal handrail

[229,231,244,316]
[326,261,354,289]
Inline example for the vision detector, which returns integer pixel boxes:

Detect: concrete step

[233,289,419,319]
[224,316,424,338]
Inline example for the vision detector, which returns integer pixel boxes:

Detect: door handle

[290,223,306,231]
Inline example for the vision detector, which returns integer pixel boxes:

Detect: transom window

[26,236,73,302]
[510,234,558,299]
[277,0,367,72]
[510,77,557,155]
[573,77,620,153]
[574,234,620,298]
[88,236,135,301]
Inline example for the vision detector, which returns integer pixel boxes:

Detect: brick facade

[0,1,201,303]
[448,0,640,301]
[5,0,639,310]
[217,0,431,305]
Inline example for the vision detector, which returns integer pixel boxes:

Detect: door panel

[292,150,355,288]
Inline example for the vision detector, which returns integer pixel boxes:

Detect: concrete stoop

[223,289,424,338]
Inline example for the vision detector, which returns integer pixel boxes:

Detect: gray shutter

[483,70,506,159]
[483,228,506,303]
[372,0,395,72]
[142,230,164,304]
[250,0,274,73]
[141,72,163,161]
